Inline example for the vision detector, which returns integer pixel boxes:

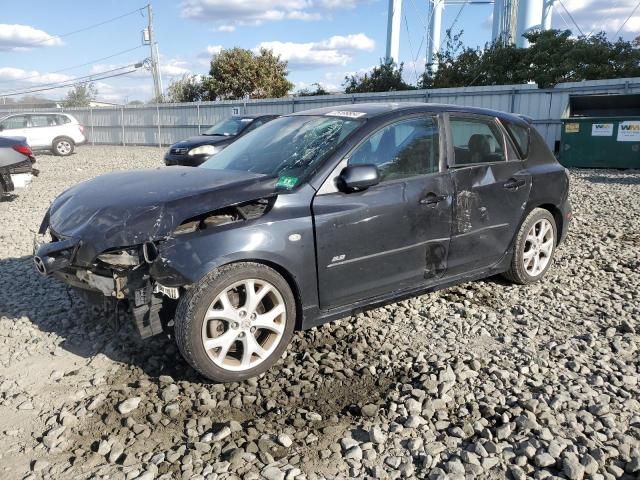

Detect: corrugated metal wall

[2,77,639,150]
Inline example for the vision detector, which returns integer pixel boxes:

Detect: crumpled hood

[47,167,277,259]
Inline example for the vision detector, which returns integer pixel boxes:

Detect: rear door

[313,114,453,310]
[445,113,532,275]
[27,114,57,147]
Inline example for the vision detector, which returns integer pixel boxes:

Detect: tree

[63,82,97,107]
[344,59,413,93]
[420,29,640,89]
[203,48,293,100]
[296,83,330,96]
[166,74,204,102]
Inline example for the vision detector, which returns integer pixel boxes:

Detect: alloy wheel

[56,141,72,155]
[522,218,554,276]
[201,278,286,371]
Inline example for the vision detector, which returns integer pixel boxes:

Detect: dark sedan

[164,114,278,166]
[0,136,37,196]
[35,103,571,382]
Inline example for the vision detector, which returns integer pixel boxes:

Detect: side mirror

[338,164,380,192]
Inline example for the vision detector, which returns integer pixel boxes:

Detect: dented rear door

[445,114,532,275]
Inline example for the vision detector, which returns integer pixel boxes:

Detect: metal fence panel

[1,77,639,148]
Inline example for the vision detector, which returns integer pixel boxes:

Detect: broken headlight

[188,145,219,156]
[97,249,141,267]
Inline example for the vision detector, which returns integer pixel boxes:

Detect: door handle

[420,193,447,205]
[503,178,526,190]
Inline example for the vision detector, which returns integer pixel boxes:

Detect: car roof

[288,102,528,125]
[232,114,277,119]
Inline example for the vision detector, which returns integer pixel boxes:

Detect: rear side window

[30,115,57,127]
[503,121,530,158]
[449,116,505,165]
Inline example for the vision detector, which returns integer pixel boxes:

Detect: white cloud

[180,0,362,29]
[0,24,62,51]
[206,45,224,56]
[256,33,375,69]
[553,0,640,38]
[0,67,74,93]
[93,82,153,103]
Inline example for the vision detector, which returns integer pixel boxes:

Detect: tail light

[78,125,85,133]
[13,144,33,157]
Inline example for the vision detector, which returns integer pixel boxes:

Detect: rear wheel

[52,137,74,156]
[503,208,557,284]
[174,262,296,382]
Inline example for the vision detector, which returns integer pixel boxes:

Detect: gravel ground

[0,145,638,480]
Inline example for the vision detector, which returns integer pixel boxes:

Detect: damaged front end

[34,226,179,338]
[33,189,277,339]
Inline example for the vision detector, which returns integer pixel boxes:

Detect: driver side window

[348,116,440,181]
[1,115,28,130]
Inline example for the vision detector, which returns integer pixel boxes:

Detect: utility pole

[145,2,163,101]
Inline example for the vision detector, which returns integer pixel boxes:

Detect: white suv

[0,112,86,156]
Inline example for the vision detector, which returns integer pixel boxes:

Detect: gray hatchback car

[35,103,571,382]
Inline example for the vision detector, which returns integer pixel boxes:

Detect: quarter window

[55,115,72,125]
[0,115,28,129]
[503,121,530,158]
[450,117,505,165]
[348,117,440,181]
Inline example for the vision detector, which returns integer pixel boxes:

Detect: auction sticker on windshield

[325,111,366,118]
[276,176,299,189]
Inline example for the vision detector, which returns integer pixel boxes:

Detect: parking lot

[0,146,638,479]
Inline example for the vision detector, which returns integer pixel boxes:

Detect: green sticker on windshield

[276,176,298,189]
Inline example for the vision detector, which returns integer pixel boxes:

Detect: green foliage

[420,29,640,89]
[63,82,97,107]
[344,58,414,93]
[166,74,204,102]
[296,83,330,96]
[204,48,293,100]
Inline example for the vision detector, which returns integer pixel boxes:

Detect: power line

[558,0,585,36]
[403,13,420,84]
[18,5,148,47]
[613,0,640,38]
[0,45,145,86]
[0,63,144,96]
[0,67,144,98]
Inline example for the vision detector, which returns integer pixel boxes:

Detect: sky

[0,0,639,103]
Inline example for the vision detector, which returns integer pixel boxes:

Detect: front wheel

[503,208,557,284]
[174,262,296,382]
[52,137,74,156]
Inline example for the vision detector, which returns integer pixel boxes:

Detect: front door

[313,115,453,310]
[445,114,532,275]
[0,115,29,141]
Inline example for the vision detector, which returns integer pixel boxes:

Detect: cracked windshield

[201,115,362,184]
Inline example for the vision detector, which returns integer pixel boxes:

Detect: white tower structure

[385,0,403,62]
[384,0,555,71]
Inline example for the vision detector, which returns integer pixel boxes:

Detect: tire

[174,262,296,382]
[52,137,74,156]
[503,208,557,285]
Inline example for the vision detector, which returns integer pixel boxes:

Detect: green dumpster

[560,94,640,168]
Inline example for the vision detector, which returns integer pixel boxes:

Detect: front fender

[149,215,318,310]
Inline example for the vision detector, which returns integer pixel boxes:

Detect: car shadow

[0,254,197,380]
[582,174,640,185]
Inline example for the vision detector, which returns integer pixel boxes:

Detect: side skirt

[299,249,513,331]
